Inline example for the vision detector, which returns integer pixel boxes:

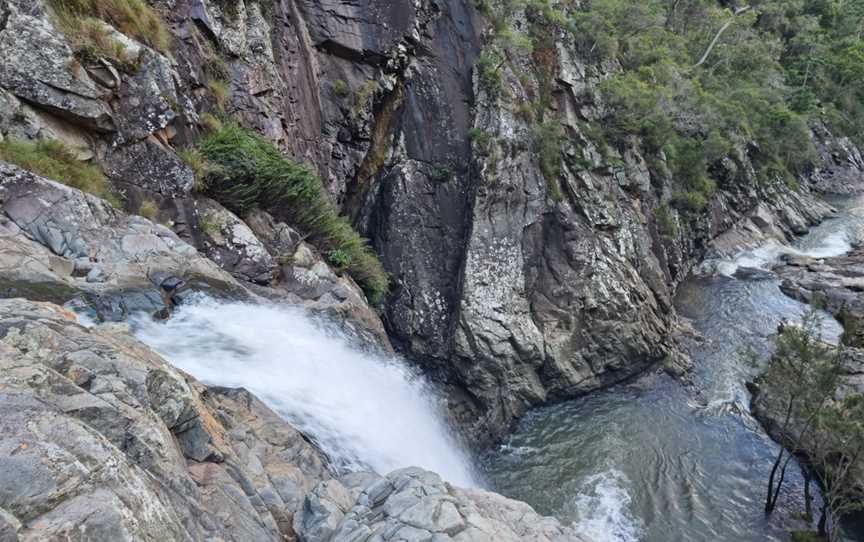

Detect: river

[124,196,864,541]
[483,194,864,541]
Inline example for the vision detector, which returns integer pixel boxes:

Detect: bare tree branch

[693,6,752,68]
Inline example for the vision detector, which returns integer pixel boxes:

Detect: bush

[534,121,564,200]
[326,249,351,272]
[672,191,707,213]
[332,79,350,98]
[655,205,678,238]
[197,124,388,302]
[0,138,114,203]
[350,80,379,120]
[48,0,170,54]
[475,51,504,95]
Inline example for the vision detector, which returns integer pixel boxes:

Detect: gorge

[0,0,863,541]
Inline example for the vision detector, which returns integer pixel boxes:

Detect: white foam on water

[704,230,852,277]
[130,296,480,487]
[572,469,643,542]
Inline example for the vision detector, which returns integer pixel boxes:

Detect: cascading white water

[571,470,643,542]
[706,231,852,277]
[130,296,479,487]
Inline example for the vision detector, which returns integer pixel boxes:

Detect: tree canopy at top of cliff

[476,0,863,207]
[584,0,863,195]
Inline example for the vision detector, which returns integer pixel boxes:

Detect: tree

[760,312,842,514]
[811,392,864,540]
[757,310,864,540]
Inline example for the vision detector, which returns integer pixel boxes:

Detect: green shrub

[672,191,707,213]
[351,80,379,120]
[654,205,678,238]
[198,213,220,236]
[48,0,170,54]
[534,121,564,200]
[475,51,504,95]
[197,124,388,302]
[0,138,114,203]
[467,128,494,154]
[332,79,350,97]
[429,166,451,183]
[326,249,351,272]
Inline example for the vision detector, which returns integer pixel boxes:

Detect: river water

[483,195,864,542]
[121,195,864,541]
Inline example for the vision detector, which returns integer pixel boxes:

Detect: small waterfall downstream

[131,298,479,487]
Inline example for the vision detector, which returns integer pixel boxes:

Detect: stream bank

[483,195,864,542]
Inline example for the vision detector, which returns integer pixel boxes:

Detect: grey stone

[0,1,114,132]
[295,469,589,542]
[0,298,331,542]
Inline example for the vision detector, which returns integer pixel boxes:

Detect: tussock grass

[138,199,158,219]
[0,138,115,203]
[178,148,209,191]
[198,112,224,133]
[65,17,139,71]
[197,124,389,302]
[48,0,170,53]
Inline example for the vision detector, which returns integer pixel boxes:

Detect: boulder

[295,468,590,542]
[0,161,244,319]
[194,198,276,285]
[774,247,864,348]
[0,0,115,132]
[0,298,331,541]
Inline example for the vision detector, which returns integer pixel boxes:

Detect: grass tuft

[48,0,170,53]
[207,80,231,111]
[197,123,389,302]
[178,148,209,191]
[198,112,223,133]
[0,138,115,203]
[138,199,158,219]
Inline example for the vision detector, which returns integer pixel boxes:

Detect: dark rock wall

[0,0,861,443]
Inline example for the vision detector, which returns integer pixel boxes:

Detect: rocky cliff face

[1,0,862,443]
[1,0,863,539]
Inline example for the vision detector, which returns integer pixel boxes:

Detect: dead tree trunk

[693,6,752,68]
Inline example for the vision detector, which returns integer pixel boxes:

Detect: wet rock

[0,162,245,319]
[774,247,864,347]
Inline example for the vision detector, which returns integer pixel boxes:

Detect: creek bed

[482,196,864,542]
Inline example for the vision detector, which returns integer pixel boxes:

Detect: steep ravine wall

[2,0,863,440]
[0,0,862,539]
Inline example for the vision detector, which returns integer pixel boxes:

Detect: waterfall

[131,296,479,487]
